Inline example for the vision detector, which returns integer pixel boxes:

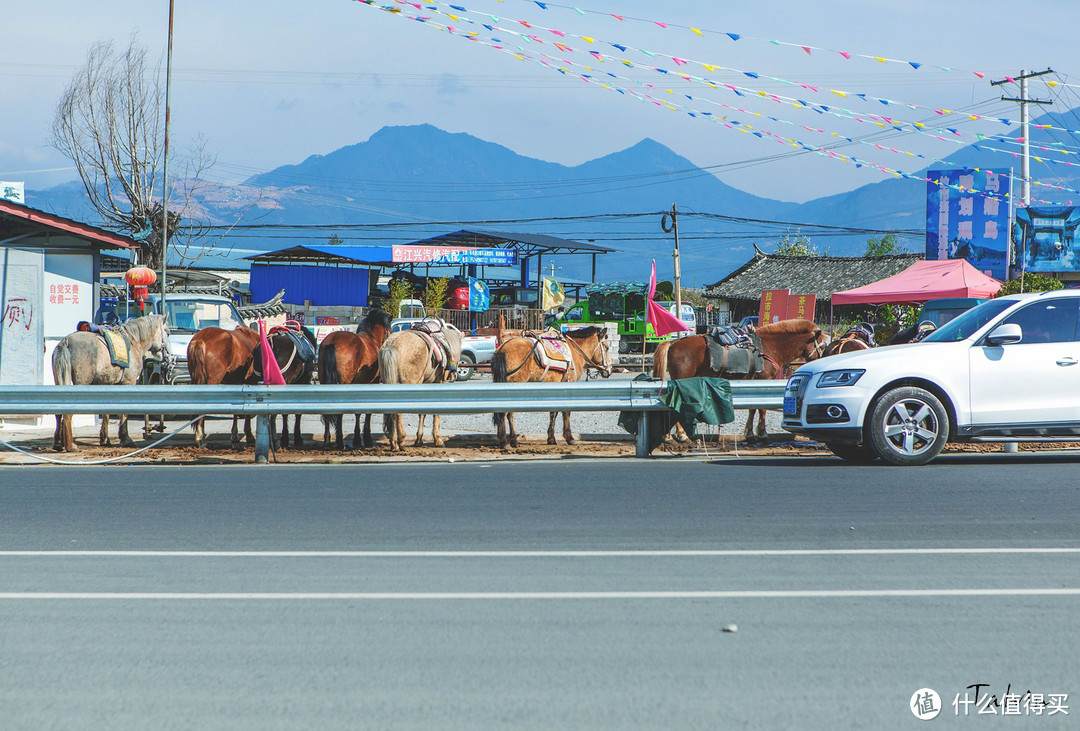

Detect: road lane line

[1,549,1079,557]
[0,589,1078,599]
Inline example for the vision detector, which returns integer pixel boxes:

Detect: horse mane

[358,308,391,334]
[565,325,606,339]
[756,318,817,335]
[119,314,164,343]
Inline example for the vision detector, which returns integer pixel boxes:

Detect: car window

[999,299,1080,343]
[921,299,1014,342]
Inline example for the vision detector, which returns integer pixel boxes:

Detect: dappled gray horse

[52,314,171,452]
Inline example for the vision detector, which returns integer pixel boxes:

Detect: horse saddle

[705,333,763,377]
[844,323,876,347]
[411,322,456,373]
[524,329,573,374]
[708,324,754,348]
[256,325,317,382]
[97,327,131,368]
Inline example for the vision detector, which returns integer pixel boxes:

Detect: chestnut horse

[253,324,318,449]
[491,326,612,448]
[187,324,261,448]
[653,319,827,442]
[822,323,875,357]
[52,314,172,452]
[317,308,392,450]
[377,321,464,451]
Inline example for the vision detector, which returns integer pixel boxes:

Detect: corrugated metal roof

[705,250,923,302]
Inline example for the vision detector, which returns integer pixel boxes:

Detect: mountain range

[24,109,1080,285]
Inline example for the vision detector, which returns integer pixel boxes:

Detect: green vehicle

[553,283,696,353]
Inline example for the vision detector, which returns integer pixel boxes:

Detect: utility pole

[991,68,1053,289]
[161,0,176,310]
[661,204,682,319]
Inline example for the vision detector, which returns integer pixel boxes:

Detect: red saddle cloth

[525,330,573,373]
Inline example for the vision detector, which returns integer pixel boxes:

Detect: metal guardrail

[0,380,785,460]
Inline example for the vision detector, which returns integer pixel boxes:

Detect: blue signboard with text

[925,168,1012,280]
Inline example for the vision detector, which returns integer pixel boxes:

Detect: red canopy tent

[831,259,1002,306]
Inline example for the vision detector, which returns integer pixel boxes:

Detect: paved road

[1,457,1078,729]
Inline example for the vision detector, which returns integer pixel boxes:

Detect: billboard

[758,289,789,325]
[925,168,1012,280]
[1015,206,1080,273]
[391,245,518,266]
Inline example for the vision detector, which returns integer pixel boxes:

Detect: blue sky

[3,0,1079,203]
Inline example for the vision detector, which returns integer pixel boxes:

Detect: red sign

[758,289,790,325]
[786,293,817,322]
[316,316,339,326]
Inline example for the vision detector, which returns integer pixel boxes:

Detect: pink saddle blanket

[526,330,573,373]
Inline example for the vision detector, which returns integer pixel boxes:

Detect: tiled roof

[705,249,923,302]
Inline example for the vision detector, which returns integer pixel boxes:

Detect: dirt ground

[3,428,1077,465]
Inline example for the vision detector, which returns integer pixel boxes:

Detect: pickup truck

[97,293,247,384]
[389,317,497,381]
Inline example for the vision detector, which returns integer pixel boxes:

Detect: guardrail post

[255,415,270,464]
[635,411,650,458]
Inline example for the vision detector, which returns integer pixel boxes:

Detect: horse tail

[320,343,341,386]
[652,340,671,382]
[188,338,210,386]
[491,350,509,426]
[378,342,401,437]
[52,339,73,386]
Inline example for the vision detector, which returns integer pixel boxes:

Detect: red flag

[258,319,286,385]
[646,260,692,337]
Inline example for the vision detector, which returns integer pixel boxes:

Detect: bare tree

[51,36,216,272]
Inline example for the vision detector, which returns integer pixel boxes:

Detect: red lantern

[125,266,157,311]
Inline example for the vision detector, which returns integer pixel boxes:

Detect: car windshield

[163,300,242,331]
[920,298,1014,342]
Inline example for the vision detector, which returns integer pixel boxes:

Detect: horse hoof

[565,438,576,446]
[675,434,691,444]
[547,438,557,445]
[121,440,135,448]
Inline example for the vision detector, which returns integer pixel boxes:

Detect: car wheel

[456,353,475,382]
[868,386,949,466]
[825,441,878,464]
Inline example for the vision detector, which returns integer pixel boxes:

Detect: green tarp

[619,376,735,454]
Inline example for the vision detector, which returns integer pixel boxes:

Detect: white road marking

[0,589,1078,600]
[0,548,1078,558]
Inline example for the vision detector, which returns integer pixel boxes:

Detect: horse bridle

[565,331,611,376]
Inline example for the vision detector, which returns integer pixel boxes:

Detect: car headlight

[817,369,865,388]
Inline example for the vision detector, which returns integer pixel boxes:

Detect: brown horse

[252,324,318,450]
[52,314,171,452]
[377,321,464,451]
[491,326,612,448]
[318,309,392,450]
[187,324,261,448]
[821,323,875,357]
[653,319,827,442]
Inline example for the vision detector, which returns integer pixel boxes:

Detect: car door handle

[1056,357,1078,366]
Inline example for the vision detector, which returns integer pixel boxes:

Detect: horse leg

[99,413,111,446]
[62,414,76,452]
[361,414,373,449]
[395,414,406,450]
[743,410,757,442]
[562,411,575,445]
[507,413,519,449]
[53,415,63,451]
[243,417,255,445]
[414,414,426,447]
[495,413,507,448]
[143,415,152,441]
[118,414,134,447]
[432,414,444,447]
[292,414,303,449]
[547,412,558,445]
[755,408,768,441]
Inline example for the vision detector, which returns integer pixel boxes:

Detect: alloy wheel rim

[881,398,939,456]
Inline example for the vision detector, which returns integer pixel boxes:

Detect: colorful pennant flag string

[351,1,1079,203]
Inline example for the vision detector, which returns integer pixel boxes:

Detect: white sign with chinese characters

[43,253,94,337]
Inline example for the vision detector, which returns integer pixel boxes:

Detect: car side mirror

[985,322,1023,346]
